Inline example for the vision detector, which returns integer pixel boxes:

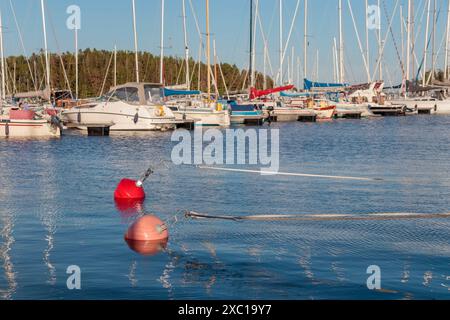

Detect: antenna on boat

[40,0,51,100]
[131,0,140,83]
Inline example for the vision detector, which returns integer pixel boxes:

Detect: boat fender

[77,111,81,123]
[435,105,438,112]
[51,116,64,132]
[5,120,9,137]
[134,112,139,124]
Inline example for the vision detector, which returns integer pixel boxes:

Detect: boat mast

[206,0,211,99]
[377,0,382,80]
[249,0,253,87]
[406,0,411,86]
[280,0,283,85]
[304,0,308,84]
[213,39,219,97]
[160,0,165,85]
[0,11,6,102]
[423,0,431,86]
[75,22,78,99]
[114,45,117,87]
[40,0,51,96]
[182,0,190,89]
[431,0,436,82]
[445,0,450,80]
[365,0,370,81]
[132,0,140,83]
[338,0,344,83]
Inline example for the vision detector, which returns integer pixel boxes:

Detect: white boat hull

[62,101,179,131]
[173,109,231,127]
[391,99,450,114]
[0,119,60,137]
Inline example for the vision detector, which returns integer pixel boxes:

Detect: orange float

[125,215,169,242]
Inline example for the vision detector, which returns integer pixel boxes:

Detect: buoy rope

[185,211,450,222]
[198,166,384,182]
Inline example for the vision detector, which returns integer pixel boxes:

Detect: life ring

[156,106,165,117]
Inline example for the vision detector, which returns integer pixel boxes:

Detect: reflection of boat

[62,83,183,131]
[0,108,61,138]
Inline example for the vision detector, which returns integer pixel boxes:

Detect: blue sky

[0,0,448,86]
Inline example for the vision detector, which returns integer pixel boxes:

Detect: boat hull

[0,119,60,137]
[173,109,231,127]
[62,102,179,131]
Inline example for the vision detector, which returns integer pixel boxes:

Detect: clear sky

[0,0,448,86]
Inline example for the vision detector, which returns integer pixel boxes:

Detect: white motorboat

[390,97,450,115]
[62,83,183,131]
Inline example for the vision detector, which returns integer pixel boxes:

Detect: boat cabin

[102,83,164,105]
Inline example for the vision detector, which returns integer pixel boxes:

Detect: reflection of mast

[0,214,17,300]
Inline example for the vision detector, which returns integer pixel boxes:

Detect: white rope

[198,166,383,182]
[186,211,450,222]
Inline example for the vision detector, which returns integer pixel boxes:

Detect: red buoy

[114,179,145,201]
[125,215,169,242]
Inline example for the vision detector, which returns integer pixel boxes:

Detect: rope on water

[185,211,450,222]
[198,166,384,182]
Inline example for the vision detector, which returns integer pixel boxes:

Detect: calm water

[1,116,450,300]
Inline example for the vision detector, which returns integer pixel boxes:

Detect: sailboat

[157,0,230,127]
[0,1,61,138]
[62,0,186,132]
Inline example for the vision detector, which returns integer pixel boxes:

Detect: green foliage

[5,49,273,98]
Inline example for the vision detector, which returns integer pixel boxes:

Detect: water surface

[1,116,450,300]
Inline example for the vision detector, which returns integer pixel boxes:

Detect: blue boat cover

[280,91,311,98]
[164,88,201,97]
[304,78,346,90]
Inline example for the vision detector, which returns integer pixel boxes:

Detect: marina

[1,0,450,302]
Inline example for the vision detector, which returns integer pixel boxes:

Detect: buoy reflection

[125,238,168,256]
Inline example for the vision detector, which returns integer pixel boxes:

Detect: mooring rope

[198,166,384,182]
[185,211,450,222]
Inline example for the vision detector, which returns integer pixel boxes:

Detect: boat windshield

[98,87,140,104]
[144,85,163,104]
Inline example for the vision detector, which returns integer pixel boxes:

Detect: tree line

[3,49,274,98]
